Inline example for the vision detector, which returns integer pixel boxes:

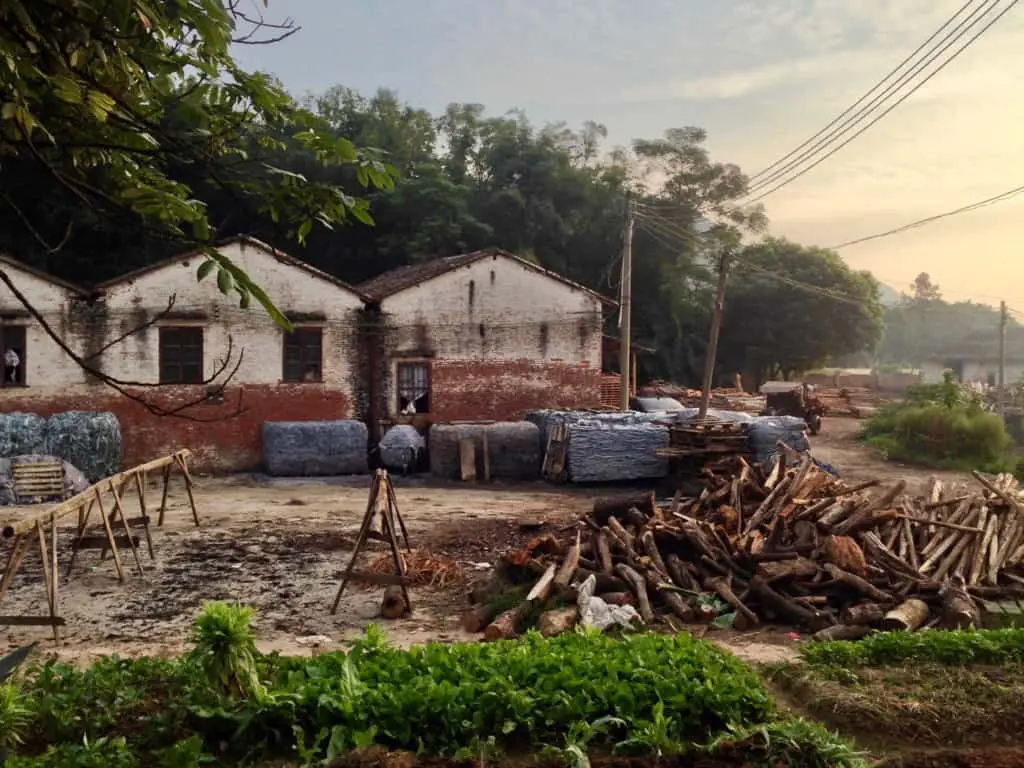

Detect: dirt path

[811,417,967,491]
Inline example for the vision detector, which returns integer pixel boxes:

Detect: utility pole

[998,300,1007,417]
[698,248,732,420]
[618,198,635,411]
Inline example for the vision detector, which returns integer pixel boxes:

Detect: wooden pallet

[12,461,65,503]
[542,423,569,482]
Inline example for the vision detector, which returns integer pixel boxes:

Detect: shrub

[861,401,1014,472]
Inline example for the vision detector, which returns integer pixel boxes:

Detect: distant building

[0,237,368,471]
[1,241,620,472]
[921,327,1024,385]
[358,248,615,428]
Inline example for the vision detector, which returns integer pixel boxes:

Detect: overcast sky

[235,0,1024,309]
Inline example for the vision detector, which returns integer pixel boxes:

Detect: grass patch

[767,661,1024,749]
[861,402,1014,474]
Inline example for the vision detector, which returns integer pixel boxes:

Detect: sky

[233,0,1024,309]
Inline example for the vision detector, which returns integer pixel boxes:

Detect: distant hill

[878,283,901,306]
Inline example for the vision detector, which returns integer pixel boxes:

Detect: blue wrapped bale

[262,420,368,476]
[44,411,123,482]
[525,409,671,456]
[0,412,47,458]
[379,425,426,473]
[567,422,670,483]
[747,415,810,464]
[429,422,541,481]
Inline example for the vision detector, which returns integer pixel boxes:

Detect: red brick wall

[0,384,351,473]
[428,359,601,421]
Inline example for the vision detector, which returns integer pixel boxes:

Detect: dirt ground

[0,417,975,664]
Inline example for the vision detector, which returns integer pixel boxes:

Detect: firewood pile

[813,386,891,418]
[463,451,1024,641]
[640,382,764,413]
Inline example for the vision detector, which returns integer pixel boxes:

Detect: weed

[706,717,868,768]
[798,628,1024,667]
[188,601,265,700]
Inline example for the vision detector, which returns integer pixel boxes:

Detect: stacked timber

[465,452,1024,640]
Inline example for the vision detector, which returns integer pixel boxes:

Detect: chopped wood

[811,624,873,642]
[465,451,1024,637]
[882,599,929,631]
[538,607,578,637]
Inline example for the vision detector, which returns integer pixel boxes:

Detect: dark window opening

[1,325,26,387]
[283,328,323,383]
[397,361,430,414]
[159,327,204,384]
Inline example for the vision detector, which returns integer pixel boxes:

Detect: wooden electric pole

[998,300,1007,417]
[698,249,732,420]
[618,199,635,411]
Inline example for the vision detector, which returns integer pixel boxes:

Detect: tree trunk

[811,624,873,642]
[840,602,886,627]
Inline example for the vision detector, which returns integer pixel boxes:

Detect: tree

[0,0,396,415]
[717,238,884,384]
[906,272,942,303]
[0,0,396,323]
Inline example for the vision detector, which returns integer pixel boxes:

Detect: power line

[743,0,1019,203]
[746,0,977,185]
[831,181,1024,249]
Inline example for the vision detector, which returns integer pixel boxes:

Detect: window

[159,327,204,384]
[396,361,430,414]
[1,325,26,387]
[283,328,323,382]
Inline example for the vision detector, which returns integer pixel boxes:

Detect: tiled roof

[358,247,616,306]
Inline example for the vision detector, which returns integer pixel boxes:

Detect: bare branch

[2,194,73,254]
[227,0,301,45]
[82,294,178,362]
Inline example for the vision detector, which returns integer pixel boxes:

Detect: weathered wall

[0,262,90,387]
[1,241,365,472]
[376,253,605,421]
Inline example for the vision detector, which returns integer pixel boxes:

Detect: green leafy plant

[544,716,626,768]
[799,628,1024,668]
[0,683,30,756]
[187,601,264,700]
[706,718,868,768]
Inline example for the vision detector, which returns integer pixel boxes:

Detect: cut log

[484,605,526,641]
[381,585,408,619]
[881,599,929,631]
[757,557,819,582]
[939,575,980,629]
[822,564,893,603]
[594,530,614,574]
[614,563,654,623]
[821,535,867,576]
[640,530,670,577]
[811,624,873,642]
[840,602,886,627]
[607,517,635,552]
[748,576,831,630]
[462,603,503,633]
[538,607,578,637]
[665,554,701,592]
[573,568,629,593]
[592,492,657,525]
[705,576,759,629]
[526,564,557,602]
[553,531,582,590]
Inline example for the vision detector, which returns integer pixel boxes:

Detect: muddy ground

[0,416,972,665]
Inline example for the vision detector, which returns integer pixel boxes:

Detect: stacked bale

[567,421,671,483]
[0,413,47,458]
[262,420,368,476]
[379,425,426,474]
[747,415,810,464]
[429,422,541,481]
[44,411,123,482]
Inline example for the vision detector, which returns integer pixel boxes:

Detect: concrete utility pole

[618,198,635,411]
[697,249,732,420]
[998,300,1007,417]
